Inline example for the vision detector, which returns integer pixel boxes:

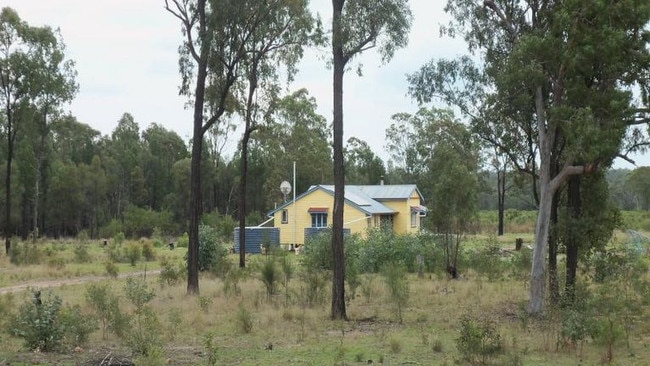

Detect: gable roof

[267,184,424,217]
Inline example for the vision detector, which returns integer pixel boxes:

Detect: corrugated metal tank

[304,227,351,242]
[233,227,280,254]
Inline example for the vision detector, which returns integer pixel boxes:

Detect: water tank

[233,227,280,254]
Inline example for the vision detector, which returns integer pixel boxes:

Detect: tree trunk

[4,111,14,255]
[186,0,210,296]
[548,190,559,304]
[565,175,581,302]
[529,86,552,315]
[238,129,252,268]
[330,0,347,321]
[497,169,505,236]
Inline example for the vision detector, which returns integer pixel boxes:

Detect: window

[411,211,418,227]
[311,213,328,228]
[281,209,288,224]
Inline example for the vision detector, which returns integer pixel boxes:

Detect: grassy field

[0,213,649,365]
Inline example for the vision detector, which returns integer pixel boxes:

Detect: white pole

[293,161,296,246]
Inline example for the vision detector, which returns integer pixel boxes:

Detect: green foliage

[298,268,329,307]
[158,256,185,287]
[59,304,97,347]
[468,242,508,281]
[99,220,123,240]
[456,314,504,365]
[73,243,92,263]
[177,232,189,248]
[104,260,119,278]
[9,242,43,265]
[11,291,64,351]
[85,283,129,339]
[125,242,142,266]
[123,206,176,238]
[236,306,254,334]
[123,278,161,356]
[124,277,156,310]
[223,268,244,298]
[204,331,220,366]
[192,225,231,276]
[202,211,237,240]
[113,231,126,245]
[381,262,410,324]
[260,257,279,301]
[141,240,155,261]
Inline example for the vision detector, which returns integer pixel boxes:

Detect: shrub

[191,225,231,277]
[456,314,504,365]
[114,231,126,245]
[73,243,92,263]
[9,242,43,265]
[105,260,119,278]
[99,219,123,240]
[236,306,254,334]
[142,240,156,261]
[85,283,129,338]
[125,242,142,266]
[298,268,328,307]
[123,278,161,356]
[11,290,66,352]
[158,256,185,287]
[177,232,189,248]
[381,262,410,324]
[59,304,97,347]
[260,258,279,301]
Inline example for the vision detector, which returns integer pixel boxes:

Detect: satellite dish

[280,181,292,202]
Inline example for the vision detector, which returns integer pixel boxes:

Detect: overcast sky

[4,0,647,169]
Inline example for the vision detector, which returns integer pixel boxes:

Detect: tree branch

[483,0,517,38]
[164,0,200,62]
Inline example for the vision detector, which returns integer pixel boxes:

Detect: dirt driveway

[0,270,161,295]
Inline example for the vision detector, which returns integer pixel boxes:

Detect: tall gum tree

[437,0,650,314]
[165,0,317,292]
[330,0,412,320]
[233,0,319,268]
[0,7,76,253]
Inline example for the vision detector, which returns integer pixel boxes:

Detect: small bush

[73,244,92,263]
[142,240,156,261]
[456,314,504,365]
[177,232,189,248]
[158,256,185,287]
[188,225,231,277]
[260,258,279,301]
[59,304,97,347]
[298,268,328,307]
[126,242,142,266]
[85,283,129,338]
[11,290,66,352]
[381,262,410,324]
[236,306,254,334]
[9,242,43,265]
[105,260,119,278]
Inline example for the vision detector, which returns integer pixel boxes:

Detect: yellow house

[268,184,427,246]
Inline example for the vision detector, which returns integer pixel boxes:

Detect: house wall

[273,189,370,245]
[380,189,422,234]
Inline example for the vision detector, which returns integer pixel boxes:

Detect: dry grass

[1,233,649,365]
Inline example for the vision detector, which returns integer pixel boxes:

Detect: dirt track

[0,269,161,295]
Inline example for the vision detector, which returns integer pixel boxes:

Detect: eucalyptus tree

[166,0,316,292]
[258,89,332,210]
[233,0,320,268]
[108,113,144,217]
[344,137,385,185]
[626,167,650,210]
[330,0,412,320]
[0,7,77,252]
[141,123,188,211]
[436,0,650,314]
